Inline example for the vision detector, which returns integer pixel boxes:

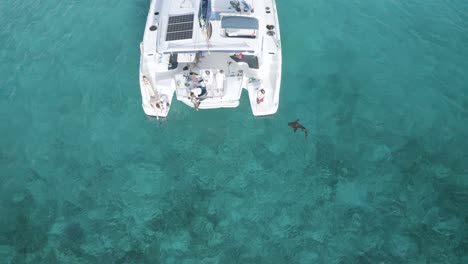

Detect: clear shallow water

[1,0,468,263]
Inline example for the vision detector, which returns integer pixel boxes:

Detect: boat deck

[173,52,259,108]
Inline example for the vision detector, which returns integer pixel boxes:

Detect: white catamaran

[139,0,282,117]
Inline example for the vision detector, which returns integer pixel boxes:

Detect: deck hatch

[221,16,259,29]
[166,14,194,41]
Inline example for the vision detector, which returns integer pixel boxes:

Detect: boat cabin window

[221,16,258,38]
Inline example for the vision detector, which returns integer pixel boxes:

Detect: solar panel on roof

[167,22,193,33]
[166,14,194,41]
[168,14,194,24]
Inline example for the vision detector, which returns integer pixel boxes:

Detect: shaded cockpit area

[230,54,259,69]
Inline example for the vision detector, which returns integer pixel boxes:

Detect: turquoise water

[1,0,468,262]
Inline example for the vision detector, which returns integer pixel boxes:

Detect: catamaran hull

[139,0,282,117]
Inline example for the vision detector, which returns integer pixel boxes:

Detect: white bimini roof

[156,0,261,53]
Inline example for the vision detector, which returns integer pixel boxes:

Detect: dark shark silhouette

[288,119,308,138]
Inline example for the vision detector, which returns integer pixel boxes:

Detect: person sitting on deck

[189,73,208,97]
[194,77,208,97]
[256,89,265,104]
[191,86,207,98]
[189,91,201,111]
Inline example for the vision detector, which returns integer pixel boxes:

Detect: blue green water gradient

[1,0,468,263]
